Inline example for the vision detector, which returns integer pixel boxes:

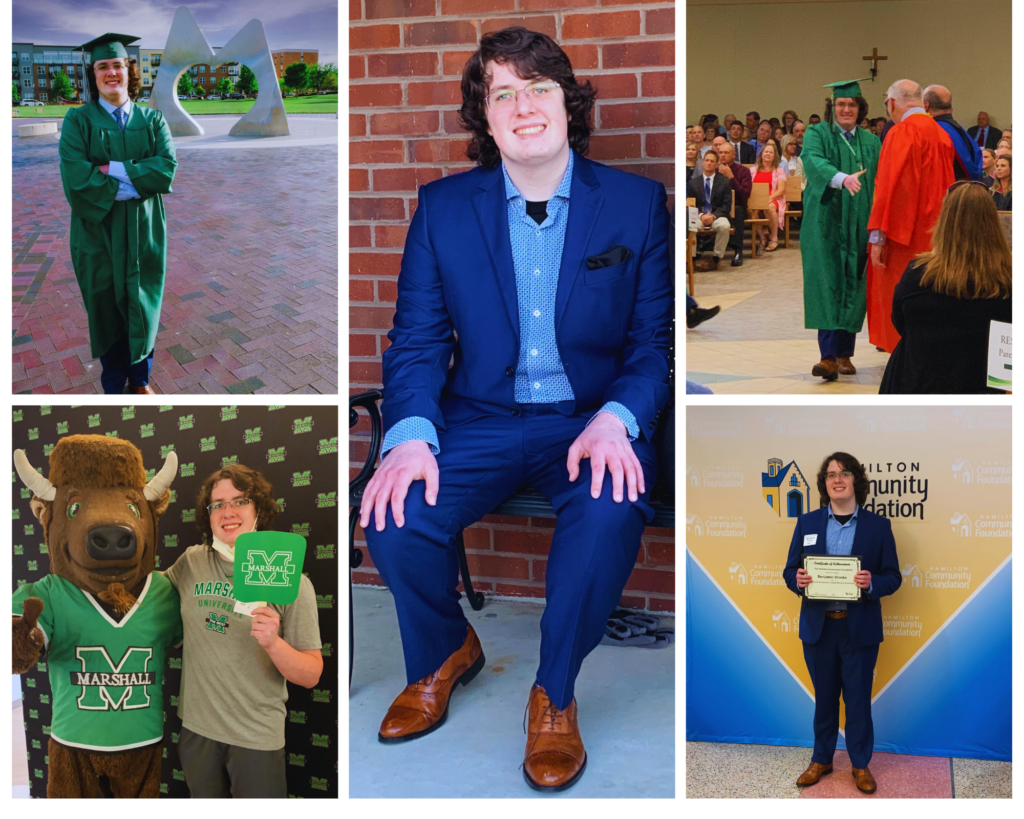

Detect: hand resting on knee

[359,440,439,532]
[567,413,645,504]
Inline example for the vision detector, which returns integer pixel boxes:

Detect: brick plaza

[12,116,338,394]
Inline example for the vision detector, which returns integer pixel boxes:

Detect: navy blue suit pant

[817,329,856,361]
[99,334,154,394]
[364,404,657,711]
[802,617,879,769]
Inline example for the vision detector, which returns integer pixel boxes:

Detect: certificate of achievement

[803,555,861,601]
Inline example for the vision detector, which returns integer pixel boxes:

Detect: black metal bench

[348,389,675,681]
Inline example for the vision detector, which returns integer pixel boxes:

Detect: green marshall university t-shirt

[12,573,183,752]
[165,544,321,751]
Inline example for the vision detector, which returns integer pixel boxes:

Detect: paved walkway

[686,238,887,395]
[350,587,675,798]
[686,742,1012,798]
[12,116,338,394]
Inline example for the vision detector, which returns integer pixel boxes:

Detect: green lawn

[13,94,337,118]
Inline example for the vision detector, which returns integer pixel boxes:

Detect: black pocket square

[586,245,633,269]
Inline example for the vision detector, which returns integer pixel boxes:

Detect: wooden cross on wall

[863,47,887,79]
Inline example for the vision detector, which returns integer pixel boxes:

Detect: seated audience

[713,138,753,267]
[749,121,771,154]
[723,113,737,132]
[808,113,821,125]
[968,111,1001,149]
[687,150,733,271]
[782,109,798,134]
[991,155,1012,210]
[780,134,806,190]
[751,142,787,252]
[880,183,1011,394]
[728,120,756,163]
[792,119,806,155]
[773,125,786,144]
[1001,127,1012,147]
[705,124,719,143]
[995,138,1011,158]
[746,111,761,134]
[980,147,997,188]
[685,141,700,185]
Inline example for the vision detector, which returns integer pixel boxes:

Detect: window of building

[199,65,205,73]
[37,66,45,76]
[142,55,149,61]
[790,475,798,486]
[22,78,31,88]
[21,52,30,62]
[38,92,47,101]
[38,79,46,88]
[22,66,29,75]
[143,67,149,73]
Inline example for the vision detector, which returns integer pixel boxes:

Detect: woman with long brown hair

[991,154,1012,210]
[879,182,1012,393]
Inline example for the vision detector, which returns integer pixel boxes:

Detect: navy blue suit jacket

[782,506,902,647]
[381,152,673,442]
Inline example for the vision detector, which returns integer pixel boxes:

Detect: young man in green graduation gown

[59,33,176,394]
[800,80,880,381]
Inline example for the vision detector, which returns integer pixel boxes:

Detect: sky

[12,0,339,65]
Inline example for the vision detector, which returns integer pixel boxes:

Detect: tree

[13,80,21,103]
[216,77,232,96]
[284,61,311,94]
[50,69,73,102]
[308,63,335,93]
[177,72,194,97]
[236,65,258,97]
[195,85,205,98]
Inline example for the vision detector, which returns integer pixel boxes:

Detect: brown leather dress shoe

[837,357,857,375]
[796,761,833,786]
[378,624,484,743]
[852,766,877,793]
[127,384,156,395]
[811,358,839,381]
[523,684,587,792]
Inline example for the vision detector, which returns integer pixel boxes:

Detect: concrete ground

[12,115,337,394]
[686,235,887,394]
[350,586,675,798]
[686,741,1012,798]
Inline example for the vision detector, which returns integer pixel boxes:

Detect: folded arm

[122,113,177,198]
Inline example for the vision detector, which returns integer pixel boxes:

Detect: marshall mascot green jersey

[13,572,182,751]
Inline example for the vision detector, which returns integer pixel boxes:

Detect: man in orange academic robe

[866,80,954,352]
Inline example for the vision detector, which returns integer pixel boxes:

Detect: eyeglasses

[947,180,991,194]
[486,81,561,110]
[826,471,854,481]
[207,497,253,514]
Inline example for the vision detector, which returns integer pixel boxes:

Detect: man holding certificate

[783,453,902,794]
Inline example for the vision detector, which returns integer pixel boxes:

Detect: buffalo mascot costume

[12,435,182,798]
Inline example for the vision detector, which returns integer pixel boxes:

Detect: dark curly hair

[459,27,596,169]
[195,464,281,545]
[824,96,869,127]
[86,58,142,102]
[815,452,870,508]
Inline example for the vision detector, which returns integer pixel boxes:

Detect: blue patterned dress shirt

[96,97,141,201]
[823,504,871,611]
[382,151,638,455]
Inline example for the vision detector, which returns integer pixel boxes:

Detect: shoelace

[521,696,568,766]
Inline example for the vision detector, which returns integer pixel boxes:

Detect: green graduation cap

[233,531,308,605]
[79,33,139,63]
[823,80,863,100]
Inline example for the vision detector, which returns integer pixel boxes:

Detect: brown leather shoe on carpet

[378,624,484,743]
[523,684,587,792]
[796,761,833,786]
[811,358,839,381]
[694,256,720,272]
[852,766,877,793]
[837,357,857,375]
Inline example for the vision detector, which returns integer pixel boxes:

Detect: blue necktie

[704,177,712,214]
[116,108,126,133]
[845,130,854,143]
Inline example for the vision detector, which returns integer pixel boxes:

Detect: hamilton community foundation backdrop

[12,404,339,798]
[686,405,1011,761]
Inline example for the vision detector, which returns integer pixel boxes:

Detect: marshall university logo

[140,423,155,438]
[240,551,297,587]
[72,646,155,710]
[205,613,229,634]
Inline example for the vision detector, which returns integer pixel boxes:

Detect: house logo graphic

[761,458,811,518]
[686,466,700,487]
[951,460,973,484]
[685,514,704,537]
[951,512,972,537]
[771,610,794,633]
[728,562,747,584]
[901,564,923,588]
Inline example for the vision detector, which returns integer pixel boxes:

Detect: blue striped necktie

[116,108,126,132]
[704,177,712,214]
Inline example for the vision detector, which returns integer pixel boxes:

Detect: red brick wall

[349,0,676,612]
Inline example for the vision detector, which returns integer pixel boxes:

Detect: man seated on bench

[358,26,673,792]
